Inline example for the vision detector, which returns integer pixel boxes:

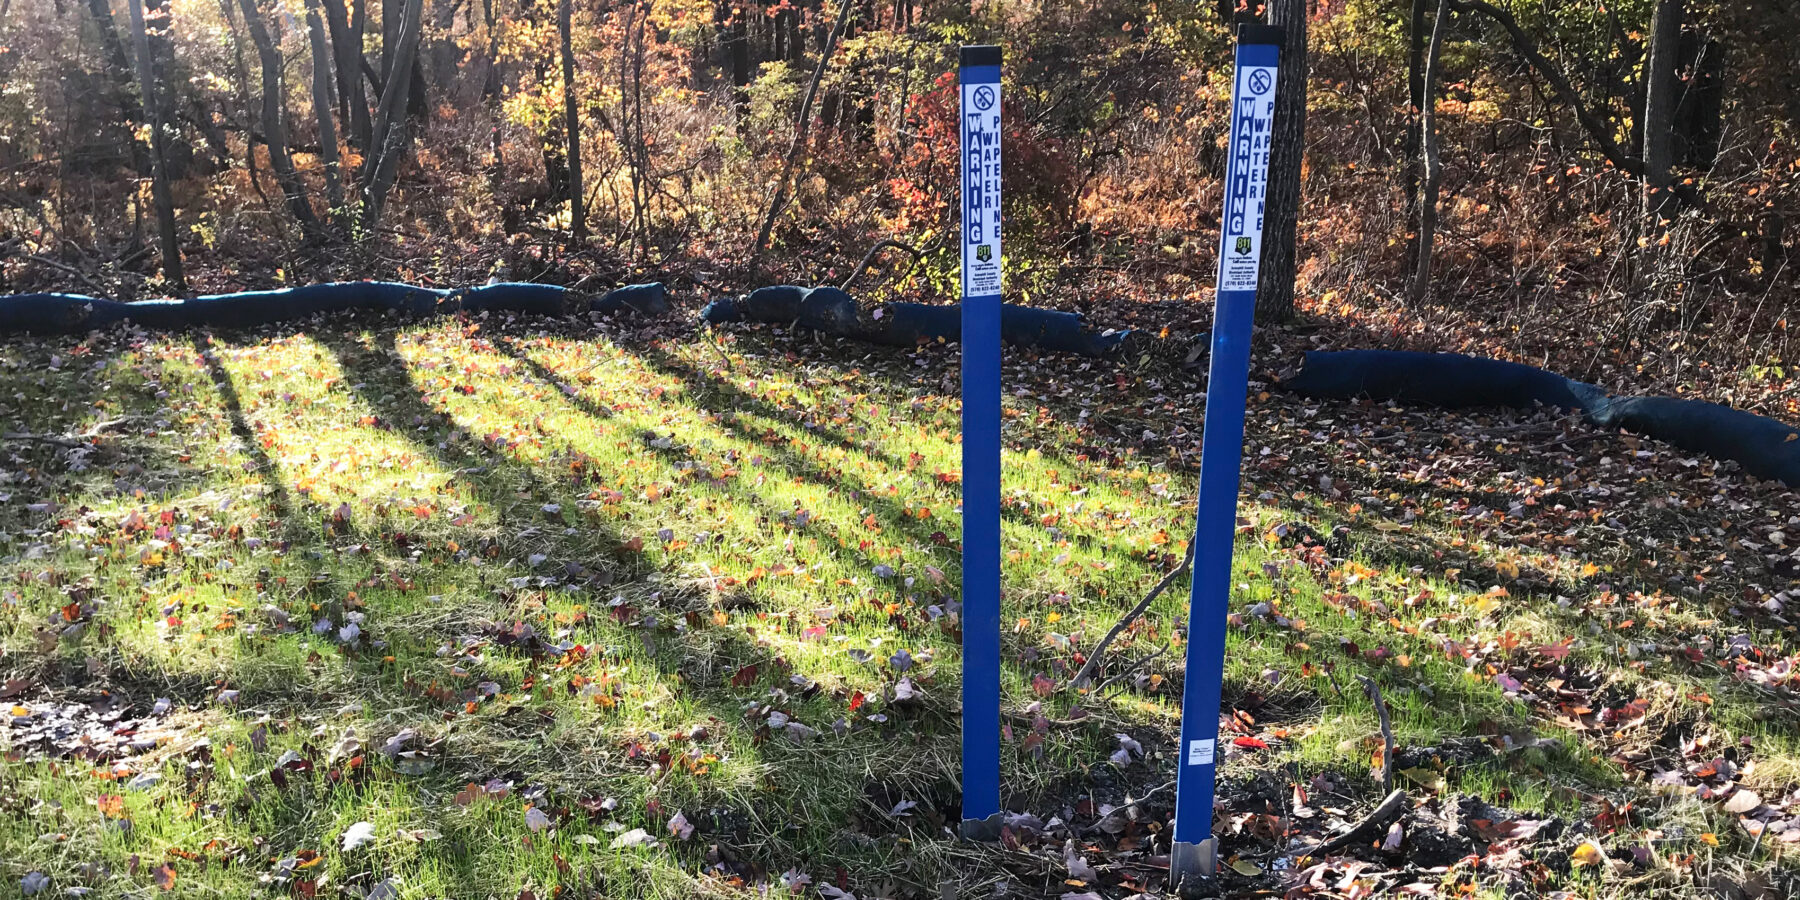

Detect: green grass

[2,315,1794,898]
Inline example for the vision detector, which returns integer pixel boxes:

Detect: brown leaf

[1724,789,1762,815]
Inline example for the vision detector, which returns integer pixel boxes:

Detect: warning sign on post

[1218,62,1277,294]
[961,71,1002,300]
[957,44,1005,834]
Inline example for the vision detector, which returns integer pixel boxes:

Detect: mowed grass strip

[1,316,1776,897]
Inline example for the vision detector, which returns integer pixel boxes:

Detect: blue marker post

[959,43,1005,841]
[1169,24,1283,885]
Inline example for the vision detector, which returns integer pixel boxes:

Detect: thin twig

[1291,788,1409,859]
[686,317,738,374]
[1356,674,1396,795]
[840,238,923,291]
[1087,780,1175,824]
[24,255,107,294]
[1071,546,1194,688]
[1,417,135,449]
[1003,709,1094,730]
[1322,663,1346,697]
[1,432,86,448]
[1523,431,1608,454]
[1087,645,1170,697]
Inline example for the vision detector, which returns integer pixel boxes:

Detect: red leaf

[1233,736,1269,750]
[1537,640,1574,661]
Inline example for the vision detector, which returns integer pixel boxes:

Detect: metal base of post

[1169,837,1219,894]
[959,812,1005,842]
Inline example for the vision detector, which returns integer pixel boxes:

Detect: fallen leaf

[610,827,654,849]
[1400,767,1446,793]
[1228,858,1263,876]
[341,821,376,851]
[1724,789,1762,814]
[1570,840,1606,867]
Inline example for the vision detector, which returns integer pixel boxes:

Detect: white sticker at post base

[1187,738,1216,766]
[1218,63,1277,294]
[961,80,1002,298]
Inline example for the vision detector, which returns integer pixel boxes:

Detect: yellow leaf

[1700,833,1719,846]
[1570,840,1606,867]
[1228,858,1263,876]
[1400,767,1445,793]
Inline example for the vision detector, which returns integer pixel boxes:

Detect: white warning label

[1218,64,1277,294]
[1187,738,1217,766]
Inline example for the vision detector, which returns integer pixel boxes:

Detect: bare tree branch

[361,0,424,233]
[841,239,923,290]
[1071,545,1194,688]
[1355,674,1396,795]
[749,0,858,264]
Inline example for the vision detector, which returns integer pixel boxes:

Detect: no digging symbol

[973,85,996,111]
[1248,69,1272,95]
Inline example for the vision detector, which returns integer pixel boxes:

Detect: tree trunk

[558,0,585,244]
[407,54,429,121]
[319,0,370,151]
[786,6,803,63]
[1673,29,1721,169]
[1762,212,1787,289]
[143,0,194,177]
[749,0,856,261]
[483,0,503,105]
[217,0,271,206]
[484,0,514,232]
[126,0,186,293]
[303,0,345,221]
[353,0,379,126]
[237,0,322,238]
[361,0,424,232]
[1448,0,1687,207]
[185,93,234,172]
[382,0,400,79]
[1255,0,1307,323]
[1642,0,1682,227]
[382,0,428,122]
[431,0,460,94]
[618,3,650,247]
[722,0,750,116]
[1637,0,1682,292]
[1407,0,1450,305]
[1401,0,1427,274]
[84,0,146,144]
